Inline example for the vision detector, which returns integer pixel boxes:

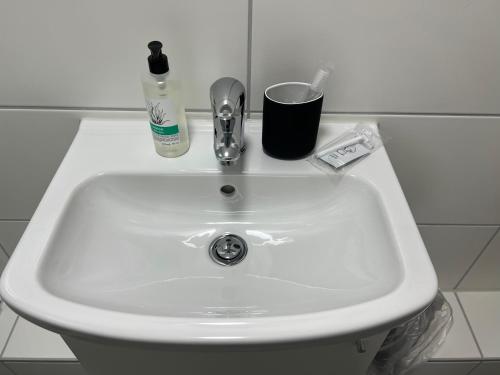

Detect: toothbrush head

[310,63,334,93]
[358,128,376,149]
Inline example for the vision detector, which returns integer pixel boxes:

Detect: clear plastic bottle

[142,41,189,158]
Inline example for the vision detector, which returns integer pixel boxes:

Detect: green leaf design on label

[150,123,179,136]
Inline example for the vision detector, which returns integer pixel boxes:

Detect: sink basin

[42,174,402,319]
[0,117,437,374]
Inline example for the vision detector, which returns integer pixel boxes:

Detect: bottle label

[146,99,180,145]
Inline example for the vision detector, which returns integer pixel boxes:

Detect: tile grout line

[0,106,210,113]
[2,106,500,119]
[251,110,500,118]
[2,362,16,375]
[0,315,19,359]
[0,243,9,259]
[245,0,253,119]
[465,362,482,375]
[454,291,484,360]
[453,226,500,289]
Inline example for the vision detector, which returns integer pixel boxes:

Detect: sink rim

[0,118,438,345]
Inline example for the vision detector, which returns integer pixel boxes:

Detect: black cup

[262,82,323,159]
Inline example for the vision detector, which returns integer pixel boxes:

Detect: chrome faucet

[210,77,246,165]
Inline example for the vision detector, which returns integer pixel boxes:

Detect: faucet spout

[210,77,246,165]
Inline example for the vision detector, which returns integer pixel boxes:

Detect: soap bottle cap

[147,41,169,74]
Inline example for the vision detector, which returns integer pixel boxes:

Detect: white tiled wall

[0,110,146,220]
[459,232,500,290]
[0,0,248,110]
[0,253,7,280]
[378,116,500,225]
[251,0,500,114]
[0,1,500,375]
[0,111,79,220]
[418,226,498,289]
[0,223,28,257]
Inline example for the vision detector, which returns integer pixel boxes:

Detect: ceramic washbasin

[41,173,402,320]
[0,117,437,375]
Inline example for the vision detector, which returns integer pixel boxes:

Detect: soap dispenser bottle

[142,41,189,157]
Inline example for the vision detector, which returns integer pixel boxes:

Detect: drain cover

[209,234,248,266]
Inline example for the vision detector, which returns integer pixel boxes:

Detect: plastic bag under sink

[367,290,453,375]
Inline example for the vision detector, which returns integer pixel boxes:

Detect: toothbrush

[302,62,334,102]
[316,128,374,159]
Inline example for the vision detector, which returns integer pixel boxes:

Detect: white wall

[251,0,500,115]
[0,0,248,109]
[1,2,500,373]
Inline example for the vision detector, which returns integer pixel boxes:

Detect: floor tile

[0,362,13,375]
[2,317,75,361]
[0,303,18,355]
[4,362,85,375]
[469,361,500,375]
[408,361,479,375]
[430,292,481,360]
[458,291,500,359]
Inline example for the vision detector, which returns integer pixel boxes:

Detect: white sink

[42,174,402,319]
[0,117,437,374]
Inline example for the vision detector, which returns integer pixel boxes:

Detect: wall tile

[251,0,500,114]
[0,111,79,219]
[459,231,500,290]
[0,250,8,276]
[469,362,500,375]
[0,109,147,220]
[4,362,85,375]
[379,116,500,224]
[418,226,498,289]
[407,361,479,375]
[458,292,500,359]
[2,317,76,361]
[0,0,247,109]
[0,222,28,256]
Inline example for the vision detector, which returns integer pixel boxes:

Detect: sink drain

[220,185,236,197]
[209,234,248,266]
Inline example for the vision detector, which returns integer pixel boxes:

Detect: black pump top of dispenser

[147,41,169,74]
